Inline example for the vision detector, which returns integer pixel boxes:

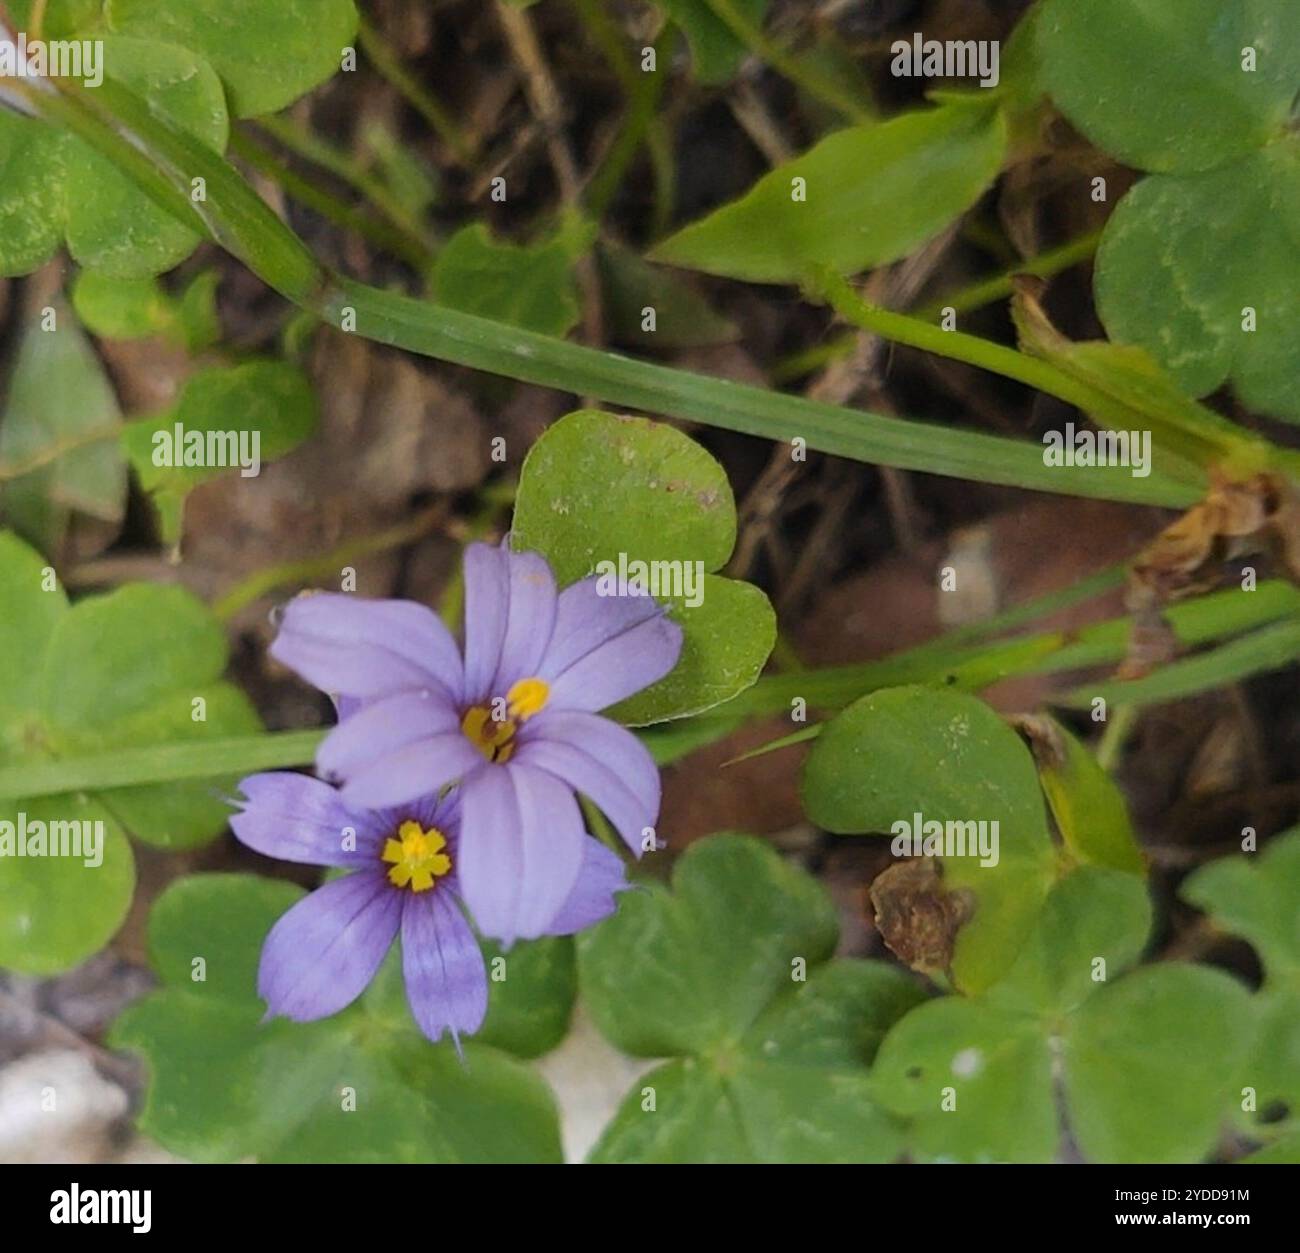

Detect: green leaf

[802,686,1060,992]
[581,834,922,1162]
[874,873,1252,1162]
[1037,0,1300,174]
[0,532,261,870]
[1028,718,1146,874]
[1094,144,1300,422]
[110,874,564,1162]
[596,242,738,350]
[120,360,317,545]
[651,104,1007,284]
[0,795,135,974]
[658,0,767,86]
[513,410,775,724]
[431,223,582,338]
[1064,965,1256,1162]
[72,268,221,349]
[1184,830,1300,1138]
[0,299,126,552]
[0,36,229,278]
[475,936,577,1058]
[107,0,360,118]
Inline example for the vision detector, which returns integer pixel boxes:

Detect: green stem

[914,229,1103,320]
[356,17,476,166]
[35,75,1200,507]
[252,114,439,257]
[229,129,433,270]
[704,0,872,123]
[814,268,1223,474]
[0,731,324,802]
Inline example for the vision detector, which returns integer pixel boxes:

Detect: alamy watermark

[152,423,262,478]
[594,553,705,608]
[1043,422,1151,478]
[890,34,999,88]
[0,812,104,867]
[890,812,1000,867]
[0,33,103,87]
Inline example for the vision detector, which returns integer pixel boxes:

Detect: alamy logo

[152,423,262,478]
[0,34,103,87]
[0,812,104,867]
[50,1185,151,1234]
[890,813,1000,867]
[593,553,705,609]
[1043,422,1151,478]
[890,34,999,88]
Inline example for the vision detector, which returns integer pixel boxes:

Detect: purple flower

[269,541,682,945]
[230,771,628,1045]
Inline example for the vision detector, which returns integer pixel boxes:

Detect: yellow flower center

[381,820,452,892]
[460,677,550,764]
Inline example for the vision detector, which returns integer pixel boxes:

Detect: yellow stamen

[507,676,550,721]
[381,820,452,892]
[461,704,517,763]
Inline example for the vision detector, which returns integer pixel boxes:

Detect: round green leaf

[514,410,774,724]
[111,873,564,1162]
[1095,144,1300,422]
[475,936,577,1058]
[107,0,359,118]
[0,795,135,974]
[651,104,1007,284]
[1038,0,1300,174]
[1065,965,1256,1163]
[0,114,68,277]
[0,531,68,737]
[580,834,840,1057]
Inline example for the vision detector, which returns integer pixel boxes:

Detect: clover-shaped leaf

[802,686,1065,993]
[110,874,565,1162]
[651,103,1006,284]
[0,528,260,887]
[578,835,924,1162]
[0,35,229,277]
[513,410,776,724]
[1183,830,1300,1142]
[872,867,1256,1162]
[1038,0,1300,421]
[119,360,318,545]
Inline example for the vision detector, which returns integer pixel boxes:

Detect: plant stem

[0,730,324,802]
[704,0,872,123]
[356,17,476,166]
[252,113,439,256]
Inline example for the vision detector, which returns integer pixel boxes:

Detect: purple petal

[457,763,586,946]
[270,593,463,703]
[545,837,629,935]
[539,579,683,713]
[492,546,558,691]
[231,772,385,866]
[400,890,488,1045]
[316,690,461,781]
[462,543,510,704]
[258,871,401,1022]
[516,711,660,854]
[334,732,485,810]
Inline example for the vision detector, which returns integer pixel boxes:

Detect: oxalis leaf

[1038,0,1300,421]
[0,529,261,973]
[0,34,229,277]
[109,874,565,1162]
[578,834,925,1162]
[872,868,1256,1162]
[802,686,1066,993]
[512,410,776,724]
[651,102,1007,284]
[1183,829,1300,1146]
[119,360,318,545]
[0,296,126,554]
